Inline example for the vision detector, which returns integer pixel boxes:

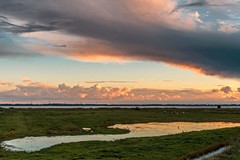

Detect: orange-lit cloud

[1,0,240,79]
[85,81,138,84]
[0,81,14,86]
[0,79,240,104]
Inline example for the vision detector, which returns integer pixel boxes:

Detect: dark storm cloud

[0,0,240,78]
[173,0,240,12]
[0,16,55,33]
[172,0,208,12]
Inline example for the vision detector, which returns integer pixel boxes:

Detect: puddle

[1,122,240,152]
[110,122,240,137]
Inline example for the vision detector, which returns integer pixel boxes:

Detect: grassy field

[1,108,240,159]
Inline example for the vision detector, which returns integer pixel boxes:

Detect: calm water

[2,122,240,152]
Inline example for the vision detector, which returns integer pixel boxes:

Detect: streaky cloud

[0,17,56,33]
[172,0,240,12]
[0,0,240,78]
[85,81,138,84]
[172,0,208,13]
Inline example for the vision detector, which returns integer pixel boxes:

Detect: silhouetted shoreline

[0,103,239,107]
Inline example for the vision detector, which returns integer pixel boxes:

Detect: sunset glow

[1,0,240,103]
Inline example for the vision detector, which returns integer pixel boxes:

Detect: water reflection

[110,122,240,137]
[2,122,240,152]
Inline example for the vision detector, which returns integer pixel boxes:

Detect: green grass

[209,137,240,160]
[1,108,240,159]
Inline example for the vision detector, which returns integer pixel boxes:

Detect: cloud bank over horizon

[0,0,240,79]
[0,79,239,104]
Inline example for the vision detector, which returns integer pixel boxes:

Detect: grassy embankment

[1,108,240,159]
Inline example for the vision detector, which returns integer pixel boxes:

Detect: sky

[0,0,240,104]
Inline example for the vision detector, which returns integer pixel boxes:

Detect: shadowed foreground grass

[1,108,240,159]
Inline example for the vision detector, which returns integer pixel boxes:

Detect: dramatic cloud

[172,0,208,12]
[0,80,239,103]
[0,16,55,34]
[1,0,240,78]
[173,0,240,12]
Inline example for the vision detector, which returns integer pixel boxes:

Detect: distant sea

[1,105,240,109]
